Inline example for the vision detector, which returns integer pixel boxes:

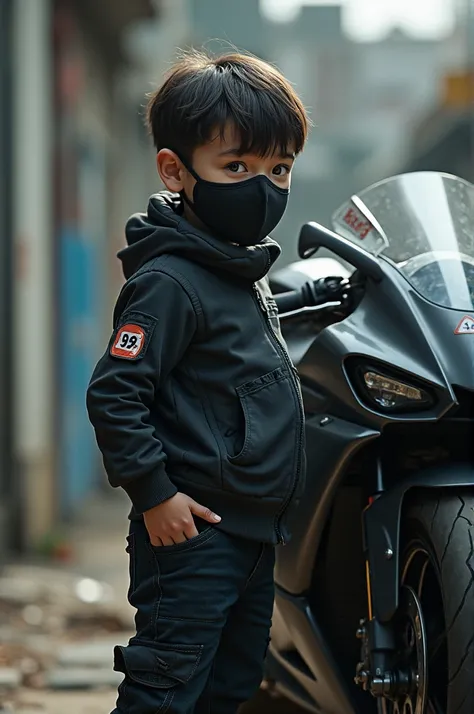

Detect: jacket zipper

[252,284,305,545]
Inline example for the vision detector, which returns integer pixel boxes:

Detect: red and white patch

[111,324,146,358]
[454,316,474,335]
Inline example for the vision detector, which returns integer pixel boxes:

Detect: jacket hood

[119,192,281,281]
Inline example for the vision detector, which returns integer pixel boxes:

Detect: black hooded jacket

[86,193,305,544]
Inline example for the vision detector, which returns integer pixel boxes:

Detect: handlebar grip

[274,278,348,315]
[273,289,306,314]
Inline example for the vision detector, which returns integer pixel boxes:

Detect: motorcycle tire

[399,489,474,714]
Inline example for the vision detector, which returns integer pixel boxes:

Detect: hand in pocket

[144,492,221,547]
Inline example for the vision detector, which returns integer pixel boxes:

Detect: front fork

[354,494,411,701]
[354,548,400,699]
[354,461,411,701]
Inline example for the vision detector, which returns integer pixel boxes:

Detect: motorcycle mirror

[298,222,384,283]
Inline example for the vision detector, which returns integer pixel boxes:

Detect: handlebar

[274,276,350,316]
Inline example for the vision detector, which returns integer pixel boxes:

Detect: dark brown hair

[146,49,310,161]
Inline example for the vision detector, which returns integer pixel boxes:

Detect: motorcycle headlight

[350,363,435,413]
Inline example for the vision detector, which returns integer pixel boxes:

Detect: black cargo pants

[111,517,275,714]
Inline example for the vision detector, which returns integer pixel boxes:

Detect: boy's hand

[143,492,221,547]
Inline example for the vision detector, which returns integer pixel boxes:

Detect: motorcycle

[255,171,474,714]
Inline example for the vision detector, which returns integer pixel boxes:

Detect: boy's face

[157,123,296,230]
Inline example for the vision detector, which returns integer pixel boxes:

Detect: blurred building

[185,0,470,265]
[51,0,159,524]
[189,0,265,56]
[4,0,164,554]
[403,70,474,180]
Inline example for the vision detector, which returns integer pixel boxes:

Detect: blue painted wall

[59,142,106,514]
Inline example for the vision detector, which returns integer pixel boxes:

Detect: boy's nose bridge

[256,169,275,181]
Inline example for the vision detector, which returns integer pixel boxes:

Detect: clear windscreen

[332,172,474,310]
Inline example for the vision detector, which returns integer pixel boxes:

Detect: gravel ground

[10,688,117,714]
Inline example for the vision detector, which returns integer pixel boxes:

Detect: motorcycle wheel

[380,490,474,714]
[239,688,305,713]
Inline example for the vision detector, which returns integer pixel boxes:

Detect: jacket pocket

[226,368,299,496]
[114,641,203,690]
[228,367,289,467]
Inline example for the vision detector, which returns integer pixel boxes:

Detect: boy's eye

[226,161,247,173]
[272,164,291,177]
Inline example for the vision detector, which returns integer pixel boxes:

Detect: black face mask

[180,160,289,246]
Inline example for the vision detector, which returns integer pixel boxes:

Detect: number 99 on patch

[111,324,146,359]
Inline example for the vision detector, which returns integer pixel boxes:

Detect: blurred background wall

[1,0,473,556]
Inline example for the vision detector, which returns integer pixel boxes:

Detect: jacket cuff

[122,468,178,514]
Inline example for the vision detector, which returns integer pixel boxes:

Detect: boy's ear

[156,149,186,192]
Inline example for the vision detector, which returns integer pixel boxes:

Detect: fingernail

[213,514,221,522]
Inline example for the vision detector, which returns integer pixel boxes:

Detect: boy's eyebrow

[218,147,295,160]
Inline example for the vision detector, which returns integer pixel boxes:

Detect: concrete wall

[0,0,14,558]
[12,0,55,549]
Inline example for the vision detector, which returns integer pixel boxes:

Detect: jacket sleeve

[86,268,198,514]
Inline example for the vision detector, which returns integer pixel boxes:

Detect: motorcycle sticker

[332,197,389,255]
[454,316,474,334]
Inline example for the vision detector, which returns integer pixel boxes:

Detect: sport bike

[255,171,474,714]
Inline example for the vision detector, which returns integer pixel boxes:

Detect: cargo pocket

[114,641,203,690]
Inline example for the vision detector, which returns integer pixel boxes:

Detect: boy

[87,50,309,714]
